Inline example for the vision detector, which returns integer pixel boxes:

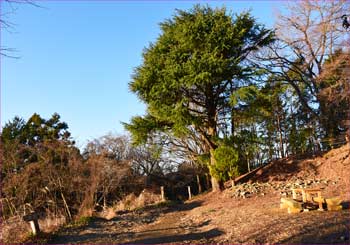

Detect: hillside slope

[246,145,350,199]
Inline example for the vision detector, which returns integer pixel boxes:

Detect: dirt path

[122,201,222,244]
[46,147,350,244]
[47,201,222,244]
[47,192,350,244]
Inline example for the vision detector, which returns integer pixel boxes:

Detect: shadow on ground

[47,200,207,244]
[242,209,350,244]
[125,228,224,244]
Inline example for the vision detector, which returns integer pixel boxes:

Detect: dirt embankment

[246,145,350,198]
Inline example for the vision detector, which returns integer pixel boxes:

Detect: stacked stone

[229,178,335,199]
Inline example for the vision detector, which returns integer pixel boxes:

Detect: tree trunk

[207,106,221,191]
[196,175,202,193]
[211,176,221,191]
[210,149,222,191]
[205,173,210,189]
[276,115,284,158]
[231,108,235,136]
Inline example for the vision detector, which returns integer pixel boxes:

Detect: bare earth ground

[47,192,349,244]
[47,146,350,244]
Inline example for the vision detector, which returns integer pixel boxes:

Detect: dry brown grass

[113,189,162,212]
[95,189,163,220]
[1,215,29,243]
[0,214,66,244]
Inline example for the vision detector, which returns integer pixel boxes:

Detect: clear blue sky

[1,0,278,148]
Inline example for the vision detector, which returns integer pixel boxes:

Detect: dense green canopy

[125,5,274,190]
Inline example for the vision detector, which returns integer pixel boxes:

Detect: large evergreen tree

[125,5,274,191]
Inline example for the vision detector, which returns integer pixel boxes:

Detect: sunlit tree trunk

[276,115,284,158]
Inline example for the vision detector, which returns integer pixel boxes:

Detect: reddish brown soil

[249,145,350,200]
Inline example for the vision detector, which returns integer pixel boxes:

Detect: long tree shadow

[125,228,224,244]
[279,212,350,244]
[48,227,223,244]
[242,210,350,244]
[48,218,216,244]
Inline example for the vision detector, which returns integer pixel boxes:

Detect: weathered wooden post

[231,179,235,189]
[205,173,210,189]
[160,186,166,202]
[246,152,251,172]
[23,212,40,235]
[187,186,192,200]
[196,175,202,193]
[292,189,297,199]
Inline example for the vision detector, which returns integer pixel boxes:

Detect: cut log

[325,197,342,206]
[327,205,342,211]
[281,198,302,209]
[288,207,302,214]
[280,202,289,209]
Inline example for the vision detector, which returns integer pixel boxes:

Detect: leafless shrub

[112,189,162,212]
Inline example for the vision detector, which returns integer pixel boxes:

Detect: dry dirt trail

[48,147,350,244]
[47,200,222,244]
[47,192,349,244]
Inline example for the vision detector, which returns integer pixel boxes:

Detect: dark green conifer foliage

[125,5,274,190]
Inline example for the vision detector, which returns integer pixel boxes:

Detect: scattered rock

[229,178,333,199]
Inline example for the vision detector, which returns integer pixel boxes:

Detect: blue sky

[1,0,278,148]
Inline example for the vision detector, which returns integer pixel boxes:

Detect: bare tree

[318,51,350,150]
[0,0,41,58]
[84,134,130,161]
[258,0,349,116]
[154,127,206,166]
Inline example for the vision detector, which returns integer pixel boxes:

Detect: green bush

[209,145,239,182]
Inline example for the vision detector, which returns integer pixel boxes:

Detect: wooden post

[160,186,165,201]
[292,189,297,199]
[205,173,210,189]
[247,158,251,172]
[302,190,307,203]
[187,186,192,200]
[29,220,40,235]
[231,179,235,189]
[23,212,40,235]
[196,175,202,193]
[317,191,324,211]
